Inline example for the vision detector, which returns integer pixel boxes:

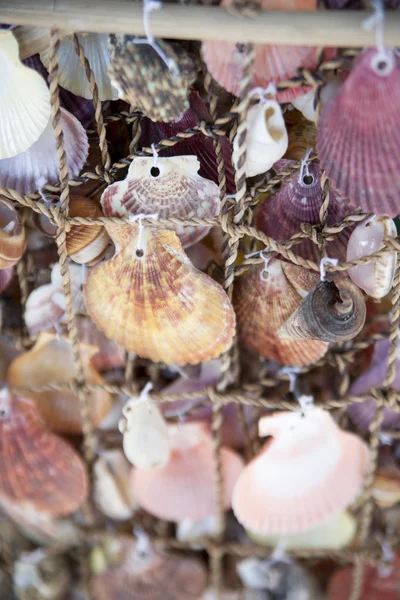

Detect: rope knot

[299,222,324,246]
[197,120,212,137]
[49,205,70,232]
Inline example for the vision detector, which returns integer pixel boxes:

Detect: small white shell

[24,284,66,335]
[347,215,397,299]
[118,397,171,469]
[0,31,50,159]
[40,34,119,101]
[233,100,288,178]
[176,515,219,546]
[291,89,316,122]
[93,449,137,521]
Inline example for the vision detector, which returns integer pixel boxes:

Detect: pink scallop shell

[317,49,400,216]
[255,162,357,261]
[131,423,244,521]
[348,339,400,431]
[232,409,368,535]
[0,108,88,194]
[139,90,235,195]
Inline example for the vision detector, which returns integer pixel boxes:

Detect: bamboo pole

[1,0,400,46]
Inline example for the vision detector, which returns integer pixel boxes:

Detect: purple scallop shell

[347,339,400,431]
[317,49,400,217]
[23,54,95,128]
[140,90,235,194]
[255,161,357,261]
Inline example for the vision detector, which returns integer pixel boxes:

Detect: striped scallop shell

[0,108,89,194]
[317,49,400,216]
[0,31,50,159]
[255,162,357,261]
[40,34,118,101]
[83,224,235,365]
[101,156,220,248]
[0,197,26,269]
[233,260,328,366]
[0,392,88,518]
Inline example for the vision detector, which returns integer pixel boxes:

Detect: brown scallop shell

[90,536,208,600]
[66,195,110,266]
[0,196,26,269]
[0,392,88,518]
[83,224,235,365]
[7,332,113,434]
[233,260,328,366]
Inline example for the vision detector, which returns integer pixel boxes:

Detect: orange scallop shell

[0,196,26,269]
[83,224,235,365]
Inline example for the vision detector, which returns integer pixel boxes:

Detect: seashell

[0,391,88,518]
[32,212,57,237]
[254,560,324,600]
[3,504,78,547]
[0,266,13,293]
[50,261,86,315]
[285,111,316,160]
[7,333,113,434]
[185,243,219,271]
[202,0,317,97]
[291,89,317,121]
[0,335,20,387]
[118,393,171,469]
[0,108,89,194]
[90,536,208,600]
[0,31,50,159]
[246,510,356,550]
[233,100,288,178]
[100,155,220,248]
[108,35,196,122]
[24,283,66,334]
[13,26,53,59]
[317,49,400,216]
[278,276,366,343]
[0,197,26,269]
[372,448,400,508]
[232,408,369,535]
[40,34,119,101]
[140,90,236,194]
[255,161,357,262]
[176,515,219,545]
[328,556,400,600]
[233,260,328,366]
[14,551,70,600]
[131,422,244,521]
[347,215,396,299]
[83,224,235,365]
[202,589,267,600]
[93,449,137,521]
[66,196,110,265]
[75,315,125,371]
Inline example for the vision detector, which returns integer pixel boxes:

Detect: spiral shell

[0,197,26,269]
[66,196,110,265]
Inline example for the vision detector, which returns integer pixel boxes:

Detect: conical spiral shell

[233,260,328,366]
[317,49,400,215]
[66,196,110,265]
[0,392,88,518]
[101,156,220,248]
[83,224,235,365]
[0,197,26,269]
[0,31,50,159]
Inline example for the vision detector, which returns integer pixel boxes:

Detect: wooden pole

[1,0,400,47]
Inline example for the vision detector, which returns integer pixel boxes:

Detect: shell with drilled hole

[83,224,235,365]
[233,259,328,366]
[0,30,50,159]
[100,156,220,248]
[7,333,113,434]
[66,196,110,265]
[232,409,369,535]
[0,197,26,269]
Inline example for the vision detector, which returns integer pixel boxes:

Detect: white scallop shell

[233,100,288,178]
[101,156,220,248]
[40,34,119,101]
[0,108,88,194]
[0,31,51,159]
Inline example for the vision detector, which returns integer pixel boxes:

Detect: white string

[151,143,158,169]
[134,529,152,557]
[245,248,271,280]
[376,534,395,578]
[278,366,301,393]
[298,394,314,415]
[379,432,393,446]
[129,213,159,253]
[133,0,179,73]
[319,257,338,282]
[298,148,313,184]
[363,0,393,69]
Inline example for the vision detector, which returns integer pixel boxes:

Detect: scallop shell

[93,449,137,521]
[0,197,26,269]
[347,215,396,298]
[101,156,220,248]
[90,537,208,600]
[0,391,88,518]
[0,266,13,293]
[0,31,50,159]
[75,315,125,372]
[40,34,118,101]
[0,108,89,194]
[233,100,288,178]
[13,552,70,600]
[255,162,356,262]
[13,26,53,59]
[177,515,219,545]
[232,409,369,535]
[131,422,244,521]
[317,49,400,216]
[83,224,235,365]
[328,556,400,600]
[108,35,196,122]
[7,333,113,434]
[67,196,110,265]
[291,89,317,121]
[233,260,328,366]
